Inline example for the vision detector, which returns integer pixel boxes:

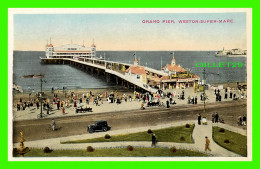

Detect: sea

[13,51,247,93]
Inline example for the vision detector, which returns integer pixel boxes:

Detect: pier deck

[41,57,160,93]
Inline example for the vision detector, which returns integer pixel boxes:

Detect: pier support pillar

[116,77,119,85]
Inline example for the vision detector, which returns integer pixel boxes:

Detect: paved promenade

[13,87,246,121]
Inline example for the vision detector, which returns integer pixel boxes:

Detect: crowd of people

[215,88,246,101]
[15,86,247,123]
[238,115,247,126]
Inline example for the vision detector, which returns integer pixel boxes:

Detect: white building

[125,59,147,84]
[45,41,96,59]
[162,56,186,76]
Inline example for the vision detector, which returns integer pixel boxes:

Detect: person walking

[151,134,157,147]
[212,113,216,123]
[242,115,247,126]
[46,103,50,115]
[205,136,211,151]
[225,92,228,99]
[215,112,219,123]
[57,101,60,110]
[62,107,65,115]
[198,113,202,125]
[166,100,170,108]
[80,98,82,104]
[51,119,56,131]
[36,102,39,109]
[17,103,20,111]
[238,116,243,126]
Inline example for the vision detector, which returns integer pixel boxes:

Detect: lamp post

[22,74,45,118]
[40,77,43,118]
[203,68,206,114]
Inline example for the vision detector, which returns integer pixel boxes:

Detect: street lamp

[22,74,45,118]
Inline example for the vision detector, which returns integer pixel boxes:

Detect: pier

[41,57,164,93]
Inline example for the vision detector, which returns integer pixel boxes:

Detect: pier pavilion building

[46,41,96,59]
[147,55,200,90]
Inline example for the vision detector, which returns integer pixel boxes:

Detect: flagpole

[40,76,43,118]
[161,56,162,69]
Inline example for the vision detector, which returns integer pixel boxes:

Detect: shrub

[185,124,191,128]
[219,128,225,133]
[180,136,185,141]
[224,139,230,143]
[13,148,18,156]
[147,129,153,134]
[170,146,177,153]
[105,134,111,139]
[87,146,95,152]
[43,147,52,153]
[127,145,134,151]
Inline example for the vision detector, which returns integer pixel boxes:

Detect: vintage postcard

[8,8,252,161]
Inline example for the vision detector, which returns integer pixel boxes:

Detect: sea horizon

[12,50,247,92]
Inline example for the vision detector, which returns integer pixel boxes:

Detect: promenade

[13,87,246,121]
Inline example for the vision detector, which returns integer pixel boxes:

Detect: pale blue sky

[14,13,247,51]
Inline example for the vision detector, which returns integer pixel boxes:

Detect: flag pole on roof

[161,56,162,69]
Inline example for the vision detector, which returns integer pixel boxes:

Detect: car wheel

[89,129,94,133]
[102,127,107,132]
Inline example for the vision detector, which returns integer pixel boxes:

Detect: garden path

[13,120,246,157]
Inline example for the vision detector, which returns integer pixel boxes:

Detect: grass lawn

[14,147,208,157]
[61,124,195,144]
[213,127,247,156]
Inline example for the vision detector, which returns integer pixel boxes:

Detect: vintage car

[87,120,111,133]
